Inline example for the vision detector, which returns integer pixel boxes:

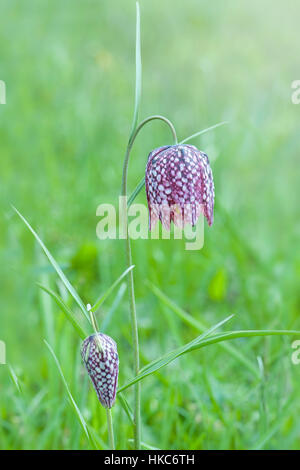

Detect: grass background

[0,0,299,449]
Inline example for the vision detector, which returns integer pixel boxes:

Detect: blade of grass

[118,393,134,425]
[44,340,99,449]
[8,364,22,393]
[257,355,267,434]
[138,315,234,373]
[147,281,260,378]
[37,252,55,346]
[38,284,88,339]
[127,177,145,208]
[128,1,141,141]
[101,283,127,332]
[91,265,134,312]
[12,206,90,323]
[250,399,293,450]
[119,328,300,392]
[179,121,228,145]
[128,439,160,450]
[87,426,108,450]
[119,314,234,392]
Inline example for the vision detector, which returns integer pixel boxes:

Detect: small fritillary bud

[81,333,119,409]
[145,144,215,230]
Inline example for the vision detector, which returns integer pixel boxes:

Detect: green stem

[122,115,177,196]
[121,114,177,450]
[106,408,115,450]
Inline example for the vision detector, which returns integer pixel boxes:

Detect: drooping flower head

[145,144,214,230]
[81,333,119,409]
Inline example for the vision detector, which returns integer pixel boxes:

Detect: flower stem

[122,114,178,198]
[121,146,141,449]
[106,408,115,450]
[121,115,177,450]
[126,233,141,449]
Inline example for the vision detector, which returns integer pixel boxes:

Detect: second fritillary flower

[145,144,215,230]
[81,333,119,409]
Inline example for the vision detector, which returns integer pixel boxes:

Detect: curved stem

[121,114,177,450]
[127,121,228,207]
[106,408,115,450]
[121,115,177,197]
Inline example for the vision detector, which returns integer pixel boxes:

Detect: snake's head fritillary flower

[145,144,214,230]
[81,333,119,409]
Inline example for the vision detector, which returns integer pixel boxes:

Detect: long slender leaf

[127,177,145,208]
[119,328,300,392]
[179,121,228,144]
[187,329,300,351]
[118,393,134,425]
[87,426,107,450]
[8,364,22,393]
[250,399,293,450]
[147,281,260,378]
[44,340,99,449]
[128,439,160,450]
[101,283,127,332]
[139,315,234,373]
[38,284,88,340]
[128,2,141,141]
[119,314,234,392]
[13,206,90,323]
[91,265,134,312]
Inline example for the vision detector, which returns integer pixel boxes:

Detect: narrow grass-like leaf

[119,328,300,392]
[128,439,160,450]
[138,315,233,372]
[179,121,228,145]
[13,206,90,323]
[8,364,22,393]
[250,399,293,450]
[147,281,260,378]
[87,425,108,450]
[127,177,145,208]
[91,265,134,312]
[188,329,300,351]
[37,257,55,346]
[101,283,127,332]
[38,284,88,340]
[119,314,234,392]
[118,393,134,425]
[44,340,99,449]
[128,2,141,141]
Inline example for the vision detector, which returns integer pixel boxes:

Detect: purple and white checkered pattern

[145,144,214,230]
[81,333,119,409]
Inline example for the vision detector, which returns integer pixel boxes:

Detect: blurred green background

[0,0,299,450]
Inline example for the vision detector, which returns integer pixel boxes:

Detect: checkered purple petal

[81,333,119,409]
[145,144,214,230]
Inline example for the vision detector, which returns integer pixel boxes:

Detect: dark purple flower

[145,144,214,230]
[81,333,119,409]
